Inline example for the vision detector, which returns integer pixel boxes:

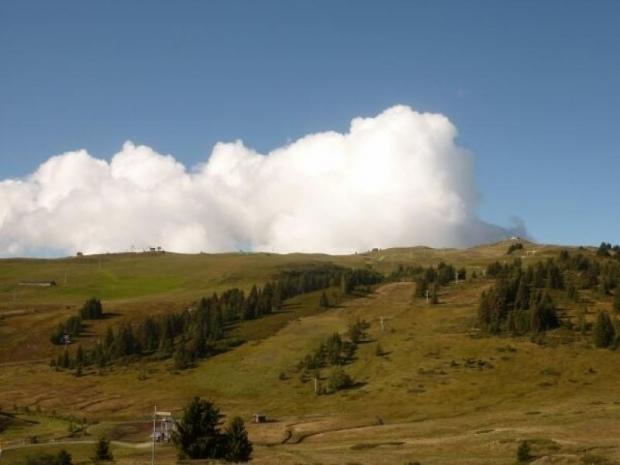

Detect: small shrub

[517,440,532,462]
[93,436,113,462]
[593,311,615,348]
[328,367,353,392]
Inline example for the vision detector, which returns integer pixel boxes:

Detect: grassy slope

[1,241,619,465]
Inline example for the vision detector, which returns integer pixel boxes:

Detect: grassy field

[1,241,619,464]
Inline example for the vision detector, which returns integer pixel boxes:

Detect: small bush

[328,367,353,392]
[93,436,113,462]
[517,440,532,462]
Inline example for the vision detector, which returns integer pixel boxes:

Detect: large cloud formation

[0,105,524,257]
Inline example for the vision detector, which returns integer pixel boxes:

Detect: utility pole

[152,405,156,465]
[380,316,385,332]
[425,289,430,304]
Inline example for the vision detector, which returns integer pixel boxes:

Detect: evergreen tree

[340,273,352,295]
[172,397,226,459]
[272,283,283,310]
[530,292,559,333]
[159,319,174,355]
[593,311,615,348]
[597,242,612,257]
[174,338,192,370]
[328,366,353,392]
[244,285,258,320]
[516,440,531,462]
[80,298,104,319]
[92,436,113,462]
[514,277,530,310]
[224,417,253,462]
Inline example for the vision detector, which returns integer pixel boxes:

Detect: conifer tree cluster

[507,242,524,255]
[296,319,368,392]
[51,297,105,345]
[172,397,252,462]
[479,250,620,343]
[52,266,383,372]
[478,259,560,334]
[79,298,104,319]
[412,262,459,299]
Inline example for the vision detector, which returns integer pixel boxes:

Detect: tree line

[478,259,561,335]
[50,298,105,345]
[52,266,383,372]
[479,251,620,348]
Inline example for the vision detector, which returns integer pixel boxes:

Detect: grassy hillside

[1,241,619,465]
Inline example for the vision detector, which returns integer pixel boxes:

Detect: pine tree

[593,311,615,348]
[92,436,113,462]
[340,273,352,295]
[515,278,530,310]
[516,440,531,462]
[172,397,225,459]
[174,338,192,370]
[80,298,104,320]
[328,366,353,392]
[159,319,174,355]
[224,416,253,462]
[530,292,559,333]
[244,285,258,320]
[272,283,283,310]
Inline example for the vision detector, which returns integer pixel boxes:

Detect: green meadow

[1,242,619,465]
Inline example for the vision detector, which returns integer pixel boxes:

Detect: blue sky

[1,0,619,246]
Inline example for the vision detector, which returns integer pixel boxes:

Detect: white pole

[152,405,156,465]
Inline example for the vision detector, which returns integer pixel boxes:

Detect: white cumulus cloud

[0,105,525,257]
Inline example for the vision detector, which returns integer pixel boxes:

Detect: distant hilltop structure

[75,246,165,257]
[18,280,57,287]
